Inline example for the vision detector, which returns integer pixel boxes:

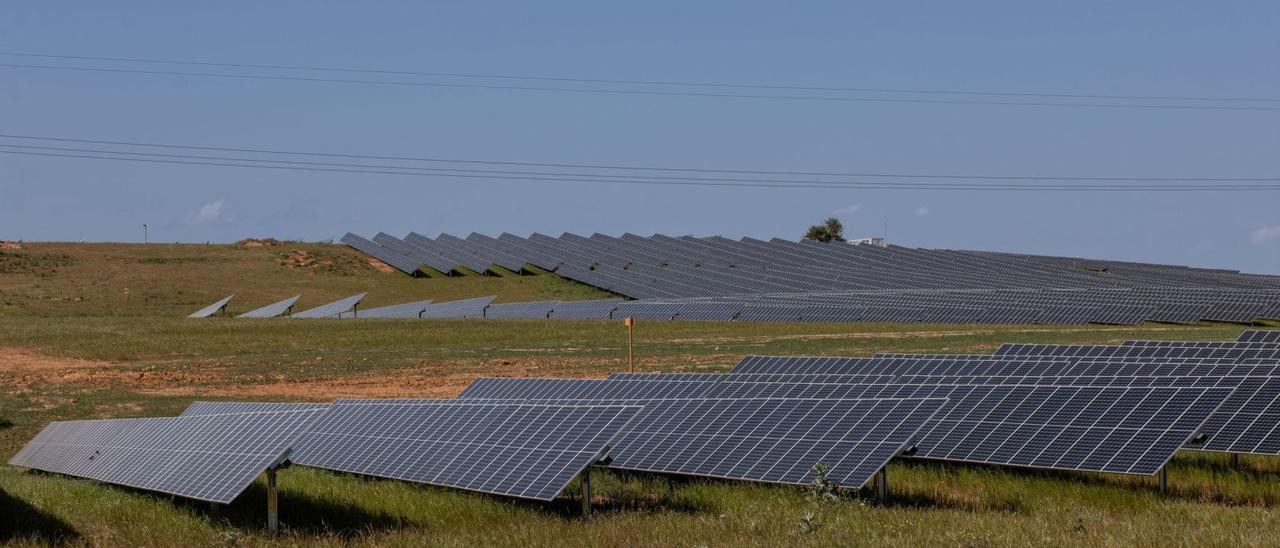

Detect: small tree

[804,217,846,243]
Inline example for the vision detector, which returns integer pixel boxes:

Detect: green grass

[0,243,1277,546]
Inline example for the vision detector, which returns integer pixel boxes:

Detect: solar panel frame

[188,295,235,319]
[291,293,368,319]
[352,299,434,319]
[9,409,325,503]
[237,295,301,318]
[291,400,641,501]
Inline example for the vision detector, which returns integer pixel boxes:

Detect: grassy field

[0,243,1276,546]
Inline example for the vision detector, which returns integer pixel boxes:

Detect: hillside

[0,241,613,317]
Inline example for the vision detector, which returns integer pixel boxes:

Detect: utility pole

[143,224,149,244]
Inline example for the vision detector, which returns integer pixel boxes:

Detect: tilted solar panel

[484,300,560,319]
[291,293,367,319]
[419,296,495,319]
[1239,330,1280,343]
[607,397,945,488]
[238,295,301,318]
[179,401,332,416]
[9,409,325,503]
[353,299,433,319]
[188,295,234,319]
[548,299,622,319]
[292,400,640,501]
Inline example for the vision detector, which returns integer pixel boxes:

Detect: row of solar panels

[188,294,497,319]
[190,291,1280,326]
[11,330,1278,519]
[343,232,1280,292]
[341,231,1280,324]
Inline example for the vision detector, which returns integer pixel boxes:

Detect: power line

[4,50,1276,104]
[8,142,1274,189]
[4,62,1278,112]
[3,147,1277,191]
[1,134,1275,183]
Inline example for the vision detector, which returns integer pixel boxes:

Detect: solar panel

[9,409,325,503]
[419,295,496,318]
[674,302,743,321]
[484,300,560,319]
[352,299,433,319]
[606,397,945,488]
[611,301,683,320]
[456,379,945,488]
[237,295,301,318]
[736,305,805,323]
[1239,330,1280,343]
[548,299,622,319]
[179,401,331,416]
[291,293,368,319]
[464,376,1227,476]
[187,294,234,318]
[292,400,640,501]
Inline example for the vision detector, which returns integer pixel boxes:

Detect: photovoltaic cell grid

[1239,330,1280,343]
[8,409,325,503]
[419,296,495,318]
[179,401,332,416]
[354,299,433,318]
[674,302,742,321]
[548,299,622,319]
[188,295,234,318]
[292,293,367,319]
[484,300,560,319]
[720,350,1280,456]
[611,302,683,320]
[606,397,946,488]
[455,376,1229,476]
[237,295,300,318]
[291,400,640,501]
[457,378,946,488]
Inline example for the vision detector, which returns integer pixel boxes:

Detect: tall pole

[625,316,634,373]
[143,224,148,244]
[875,468,888,503]
[1157,466,1168,496]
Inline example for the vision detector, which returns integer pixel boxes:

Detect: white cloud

[914,206,931,216]
[1250,224,1280,245]
[189,199,226,225]
[835,202,863,214]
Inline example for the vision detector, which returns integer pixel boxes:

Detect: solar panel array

[292,400,640,500]
[14,331,1278,516]
[463,374,1228,476]
[342,232,1280,325]
[9,409,325,503]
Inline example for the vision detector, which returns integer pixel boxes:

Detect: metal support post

[875,468,888,503]
[625,317,635,373]
[1157,466,1168,496]
[267,468,279,535]
[1230,453,1240,468]
[581,468,592,516]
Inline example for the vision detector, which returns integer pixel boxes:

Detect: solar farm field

[2,243,1279,546]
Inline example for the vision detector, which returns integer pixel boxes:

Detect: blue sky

[2,1,1278,273]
